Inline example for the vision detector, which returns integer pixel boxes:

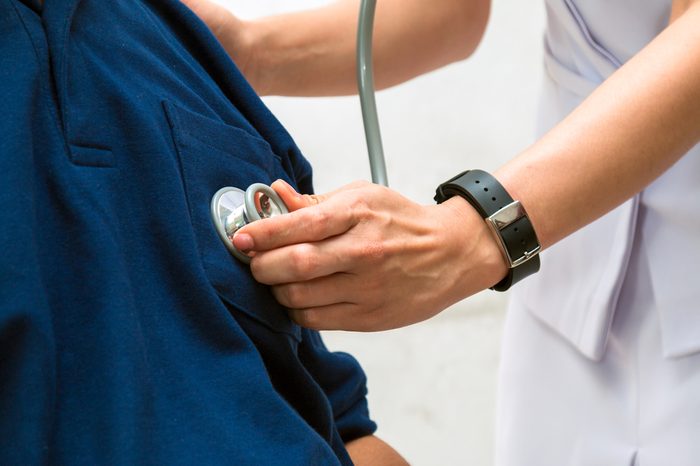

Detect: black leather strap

[434,170,541,291]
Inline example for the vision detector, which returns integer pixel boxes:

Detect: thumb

[232,180,368,253]
[270,179,326,212]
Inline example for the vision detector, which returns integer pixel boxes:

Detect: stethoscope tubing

[357,0,388,186]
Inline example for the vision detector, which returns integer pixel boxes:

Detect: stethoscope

[211,0,385,262]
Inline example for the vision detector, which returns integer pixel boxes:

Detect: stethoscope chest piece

[210,183,289,263]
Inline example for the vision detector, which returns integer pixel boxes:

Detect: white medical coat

[496,1,700,465]
[518,0,700,361]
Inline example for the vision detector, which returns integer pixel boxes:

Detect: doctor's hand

[233,180,508,331]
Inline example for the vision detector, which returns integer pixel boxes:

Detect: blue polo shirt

[0,0,376,464]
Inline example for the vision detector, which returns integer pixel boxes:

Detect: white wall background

[214,1,546,464]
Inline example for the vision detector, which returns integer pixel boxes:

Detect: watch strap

[434,170,541,291]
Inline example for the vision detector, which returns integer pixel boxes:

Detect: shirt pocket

[163,100,301,341]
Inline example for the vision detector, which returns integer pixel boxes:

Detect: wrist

[435,169,541,291]
[440,197,510,293]
[493,160,550,249]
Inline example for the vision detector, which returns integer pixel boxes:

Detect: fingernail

[233,233,254,253]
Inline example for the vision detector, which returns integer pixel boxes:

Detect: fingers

[270,178,366,212]
[232,181,371,253]
[269,179,321,212]
[270,273,357,309]
[233,201,351,253]
[249,232,362,284]
[288,303,388,332]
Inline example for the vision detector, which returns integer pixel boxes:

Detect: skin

[183,0,700,459]
[345,436,411,465]
[218,0,700,333]
[181,0,489,95]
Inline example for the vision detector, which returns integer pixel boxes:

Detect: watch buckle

[486,200,541,268]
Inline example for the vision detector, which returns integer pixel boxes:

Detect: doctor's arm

[231,2,700,331]
[180,0,489,96]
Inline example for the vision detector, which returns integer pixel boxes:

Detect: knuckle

[308,207,331,232]
[293,208,325,238]
[348,196,372,223]
[253,226,276,250]
[289,245,319,278]
[283,283,307,309]
[349,193,370,211]
[248,257,268,283]
[347,180,371,190]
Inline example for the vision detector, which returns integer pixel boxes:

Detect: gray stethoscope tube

[211,0,386,261]
[357,0,388,186]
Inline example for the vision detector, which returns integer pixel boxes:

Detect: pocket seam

[164,100,280,161]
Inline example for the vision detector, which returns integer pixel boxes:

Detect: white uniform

[495,1,700,465]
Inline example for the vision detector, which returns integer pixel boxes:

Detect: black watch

[434,170,541,292]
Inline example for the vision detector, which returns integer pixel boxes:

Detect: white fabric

[496,1,700,464]
[497,223,700,465]
[514,0,700,360]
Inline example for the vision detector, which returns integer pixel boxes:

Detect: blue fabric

[0,0,376,464]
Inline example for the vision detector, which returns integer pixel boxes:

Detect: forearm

[223,3,700,332]
[236,0,489,96]
[345,435,409,465]
[495,2,700,249]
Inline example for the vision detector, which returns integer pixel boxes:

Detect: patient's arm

[346,435,410,465]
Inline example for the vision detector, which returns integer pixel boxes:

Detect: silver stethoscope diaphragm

[210,183,289,263]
